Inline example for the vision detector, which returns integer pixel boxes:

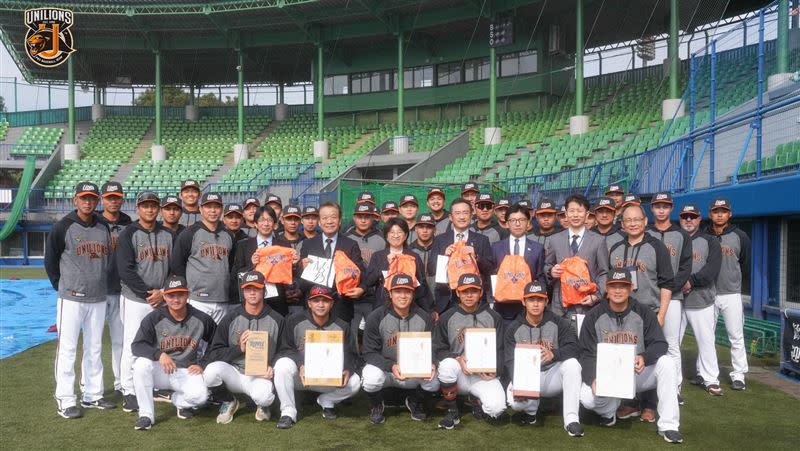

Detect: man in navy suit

[427,198,495,318]
[298,202,366,322]
[491,203,546,322]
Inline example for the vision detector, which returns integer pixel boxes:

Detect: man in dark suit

[427,198,495,318]
[231,206,297,316]
[544,194,609,318]
[491,203,546,322]
[298,202,366,322]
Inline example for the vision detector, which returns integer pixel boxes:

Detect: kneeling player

[434,274,506,429]
[578,270,683,444]
[131,276,216,430]
[362,273,439,424]
[505,281,583,437]
[273,286,361,429]
[204,271,285,424]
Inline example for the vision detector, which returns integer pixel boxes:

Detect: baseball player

[279,205,305,249]
[131,275,216,430]
[604,184,625,217]
[427,188,451,235]
[471,193,508,244]
[399,194,419,233]
[204,271,285,424]
[178,179,202,227]
[526,198,559,251]
[265,193,283,229]
[362,273,439,424]
[380,201,400,224]
[434,273,506,429]
[169,192,234,323]
[223,204,248,243]
[578,270,683,444]
[159,195,185,236]
[45,182,115,419]
[273,286,361,429]
[494,198,511,230]
[96,181,132,397]
[706,198,751,390]
[301,205,320,240]
[557,205,568,230]
[505,281,583,437]
[591,197,625,250]
[241,197,261,238]
[410,214,437,310]
[460,182,480,209]
[116,191,174,413]
[678,205,723,396]
[344,203,385,265]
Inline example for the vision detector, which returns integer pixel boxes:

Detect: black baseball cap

[476,193,494,205]
[709,198,731,211]
[607,269,634,286]
[557,205,567,217]
[243,197,260,209]
[620,194,641,209]
[354,203,379,217]
[381,201,399,213]
[136,191,160,206]
[496,198,511,208]
[357,191,376,205]
[161,195,181,208]
[416,213,435,226]
[593,197,616,212]
[181,179,200,191]
[536,198,557,214]
[456,273,482,291]
[308,285,334,301]
[101,181,124,198]
[523,281,548,299]
[605,184,625,195]
[200,192,223,206]
[265,193,282,207]
[283,205,302,219]
[679,204,700,218]
[162,275,189,294]
[400,194,418,207]
[461,182,479,195]
[224,204,243,217]
[302,206,319,217]
[74,181,100,198]
[651,192,673,205]
[240,271,265,289]
[517,199,533,210]
[427,188,445,199]
[388,273,415,291]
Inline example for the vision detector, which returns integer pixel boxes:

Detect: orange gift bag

[447,241,480,289]
[494,255,532,302]
[254,246,294,284]
[384,253,418,290]
[560,256,597,307]
[334,250,361,294]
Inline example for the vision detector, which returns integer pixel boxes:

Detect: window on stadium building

[437,62,462,86]
[464,57,490,82]
[500,50,537,77]
[0,231,22,257]
[28,232,47,257]
[403,65,434,89]
[323,75,349,95]
[351,70,394,94]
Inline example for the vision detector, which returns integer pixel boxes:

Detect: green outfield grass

[0,334,795,450]
[0,267,47,280]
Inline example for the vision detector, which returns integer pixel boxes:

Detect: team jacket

[362,305,433,372]
[96,211,133,295]
[116,222,173,303]
[471,220,508,245]
[434,213,452,236]
[433,303,504,376]
[44,210,111,303]
[277,310,358,373]
[578,298,667,385]
[684,232,723,309]
[179,207,201,227]
[707,224,751,295]
[203,304,285,371]
[646,223,692,300]
[593,224,626,251]
[160,222,185,237]
[170,221,234,303]
[344,226,386,265]
[504,310,579,375]
[131,304,216,368]
[608,234,674,311]
[526,229,558,258]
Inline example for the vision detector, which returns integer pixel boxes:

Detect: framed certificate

[464,328,496,373]
[244,331,270,376]
[303,330,344,386]
[397,332,432,378]
[512,344,542,398]
[596,343,636,399]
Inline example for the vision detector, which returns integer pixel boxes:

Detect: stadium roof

[0,0,766,86]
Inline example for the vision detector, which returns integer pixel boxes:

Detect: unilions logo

[24,8,75,68]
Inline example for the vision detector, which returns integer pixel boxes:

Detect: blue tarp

[0,280,57,359]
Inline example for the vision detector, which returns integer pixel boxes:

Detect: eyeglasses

[622,217,645,224]
[507,218,528,224]
[257,218,274,224]
[680,215,699,221]
[476,204,493,210]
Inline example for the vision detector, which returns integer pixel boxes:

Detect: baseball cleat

[369,402,385,425]
[81,398,116,410]
[659,430,684,444]
[689,375,704,386]
[405,396,427,421]
[731,380,746,391]
[134,416,152,431]
[321,407,338,420]
[640,408,656,423]
[57,406,83,419]
[438,409,461,429]
[154,389,172,403]
[122,395,139,413]
[469,395,487,421]
[255,406,271,422]
[706,384,723,396]
[276,415,295,429]
[599,415,616,427]
[176,408,195,420]
[565,422,585,437]
[677,394,684,405]
[616,405,640,419]
[518,412,537,425]
[216,398,240,424]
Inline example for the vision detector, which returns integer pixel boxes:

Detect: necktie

[513,238,520,256]
[259,240,268,248]
[324,238,333,258]
[571,234,579,256]
[456,233,464,242]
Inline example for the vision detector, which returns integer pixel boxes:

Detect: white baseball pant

[714,293,748,382]
[681,304,720,386]
[662,299,684,387]
[204,361,275,407]
[119,295,156,396]
[437,357,506,418]
[579,355,680,432]
[361,364,440,393]
[132,357,208,423]
[506,358,581,426]
[54,298,106,410]
[273,357,361,422]
[188,300,230,324]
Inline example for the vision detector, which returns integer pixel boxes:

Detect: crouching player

[505,281,583,437]
[273,286,361,429]
[362,273,439,424]
[204,271,285,424]
[434,274,506,429]
[578,270,683,444]
[131,275,216,430]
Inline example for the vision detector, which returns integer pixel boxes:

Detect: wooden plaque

[244,331,270,376]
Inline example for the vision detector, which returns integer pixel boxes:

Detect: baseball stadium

[0,0,798,448]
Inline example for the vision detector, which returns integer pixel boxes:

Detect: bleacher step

[109,122,155,185]
[251,120,281,158]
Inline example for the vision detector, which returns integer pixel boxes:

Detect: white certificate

[596,343,636,399]
[397,332,432,378]
[464,328,496,373]
[303,330,344,386]
[490,275,497,295]
[575,313,585,338]
[300,255,335,287]
[434,255,450,284]
[264,283,279,298]
[513,344,542,398]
